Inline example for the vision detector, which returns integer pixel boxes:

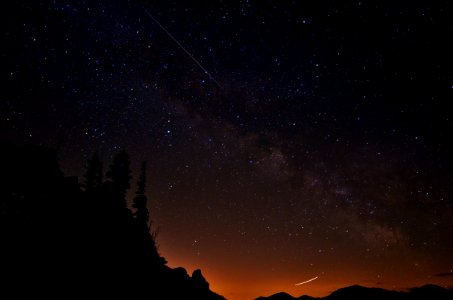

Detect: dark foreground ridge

[0,142,225,299]
[256,284,453,300]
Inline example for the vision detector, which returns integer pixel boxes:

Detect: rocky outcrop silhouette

[256,284,453,300]
[256,292,316,300]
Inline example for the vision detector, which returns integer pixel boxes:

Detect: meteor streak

[295,276,318,286]
[144,9,222,88]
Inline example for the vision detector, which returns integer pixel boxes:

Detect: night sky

[2,1,453,299]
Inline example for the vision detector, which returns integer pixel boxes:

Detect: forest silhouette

[0,141,225,299]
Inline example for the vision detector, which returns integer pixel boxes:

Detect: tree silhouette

[106,151,132,197]
[105,151,132,214]
[133,161,150,233]
[83,151,103,192]
[132,161,164,266]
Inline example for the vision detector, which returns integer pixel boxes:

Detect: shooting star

[144,9,222,89]
[295,276,318,286]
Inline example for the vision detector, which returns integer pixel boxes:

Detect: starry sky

[2,0,453,299]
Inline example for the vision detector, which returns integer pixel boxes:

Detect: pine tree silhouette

[106,150,132,198]
[132,161,165,266]
[83,151,103,192]
[133,161,150,234]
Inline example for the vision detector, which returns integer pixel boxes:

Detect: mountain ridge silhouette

[256,284,453,300]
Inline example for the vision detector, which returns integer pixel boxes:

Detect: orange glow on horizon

[160,241,453,300]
